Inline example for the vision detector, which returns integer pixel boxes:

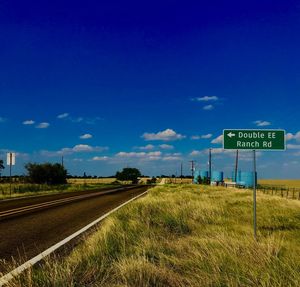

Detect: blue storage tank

[200,171,209,179]
[193,170,200,183]
[238,172,257,188]
[211,171,224,182]
[231,170,241,182]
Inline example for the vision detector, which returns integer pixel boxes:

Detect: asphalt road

[0,186,148,273]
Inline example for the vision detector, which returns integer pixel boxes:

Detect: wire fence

[258,185,300,200]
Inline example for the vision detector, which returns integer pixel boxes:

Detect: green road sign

[223,129,286,150]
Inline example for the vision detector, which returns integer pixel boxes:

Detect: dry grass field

[0,181,119,199]
[67,178,116,184]
[160,178,193,184]
[9,185,300,287]
[68,177,194,185]
[259,179,300,188]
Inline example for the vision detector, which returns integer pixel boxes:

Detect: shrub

[25,163,67,185]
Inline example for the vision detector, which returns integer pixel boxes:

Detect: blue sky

[0,0,299,178]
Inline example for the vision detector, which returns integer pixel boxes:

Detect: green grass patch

[7,185,300,287]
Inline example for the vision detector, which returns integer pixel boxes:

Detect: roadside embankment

[8,185,300,287]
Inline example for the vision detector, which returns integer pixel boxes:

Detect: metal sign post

[7,153,16,197]
[223,129,286,240]
[10,154,12,197]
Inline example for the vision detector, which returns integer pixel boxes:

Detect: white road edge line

[0,190,149,286]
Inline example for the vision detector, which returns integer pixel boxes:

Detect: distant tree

[196,175,202,184]
[202,176,210,185]
[115,168,141,184]
[147,176,157,184]
[25,163,67,185]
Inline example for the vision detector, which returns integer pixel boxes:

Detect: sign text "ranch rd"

[223,130,286,150]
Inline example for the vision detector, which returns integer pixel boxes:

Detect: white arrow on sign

[227,132,236,138]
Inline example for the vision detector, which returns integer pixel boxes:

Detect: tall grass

[7,185,300,286]
[0,183,118,199]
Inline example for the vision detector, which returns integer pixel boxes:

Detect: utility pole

[180,162,183,184]
[208,149,212,182]
[61,156,64,168]
[234,150,239,182]
[189,160,195,182]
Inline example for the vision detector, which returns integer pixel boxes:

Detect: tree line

[0,160,144,185]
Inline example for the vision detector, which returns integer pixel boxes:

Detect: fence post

[293,189,295,199]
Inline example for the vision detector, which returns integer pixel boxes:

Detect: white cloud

[41,145,108,157]
[36,122,50,129]
[190,150,202,156]
[293,132,300,141]
[138,144,155,151]
[116,151,162,158]
[148,151,162,157]
[211,135,223,144]
[191,136,200,140]
[146,156,161,161]
[191,134,212,140]
[23,120,35,125]
[201,133,213,139]
[209,148,224,154]
[159,144,174,150]
[254,120,271,127]
[71,144,103,152]
[287,144,300,149]
[116,151,163,162]
[286,131,300,142]
[92,156,109,161]
[203,105,214,111]
[57,113,69,119]
[162,156,181,161]
[80,133,93,139]
[72,145,94,152]
[117,152,146,158]
[201,148,262,160]
[286,133,294,141]
[142,129,186,141]
[0,117,6,123]
[192,96,219,102]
